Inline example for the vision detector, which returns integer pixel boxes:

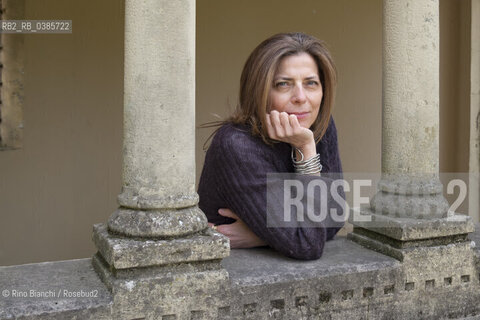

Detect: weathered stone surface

[353,226,469,249]
[220,238,403,319]
[92,251,230,320]
[2,235,480,319]
[350,207,474,241]
[371,0,448,221]
[382,0,440,175]
[119,0,197,211]
[469,1,480,223]
[0,259,112,320]
[220,237,480,319]
[468,225,480,274]
[117,190,199,210]
[107,206,208,237]
[222,236,400,287]
[378,174,443,195]
[370,191,449,219]
[93,223,230,269]
[350,228,476,265]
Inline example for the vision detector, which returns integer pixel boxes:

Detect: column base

[348,207,474,261]
[93,223,229,269]
[92,252,230,319]
[370,175,449,219]
[349,207,474,241]
[117,187,199,209]
[107,205,208,238]
[348,208,478,291]
[92,223,230,319]
[370,191,449,219]
[348,231,478,290]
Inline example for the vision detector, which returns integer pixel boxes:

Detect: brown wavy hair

[202,32,337,147]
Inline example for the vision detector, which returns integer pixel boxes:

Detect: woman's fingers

[265,114,276,140]
[269,110,285,138]
[267,110,313,148]
[289,114,302,135]
[279,112,293,136]
[268,110,295,139]
[218,208,239,220]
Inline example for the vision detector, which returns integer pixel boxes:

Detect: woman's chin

[299,119,314,129]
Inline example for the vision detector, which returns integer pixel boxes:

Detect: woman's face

[269,52,323,129]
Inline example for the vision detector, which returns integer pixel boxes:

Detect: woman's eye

[275,81,289,88]
[306,80,319,86]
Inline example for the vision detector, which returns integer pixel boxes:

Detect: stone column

[107,0,205,237]
[0,0,25,151]
[92,1,229,318]
[349,0,474,262]
[469,0,480,223]
[370,0,449,220]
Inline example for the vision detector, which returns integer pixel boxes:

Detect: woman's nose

[292,85,307,103]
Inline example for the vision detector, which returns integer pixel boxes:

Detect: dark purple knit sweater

[198,117,345,260]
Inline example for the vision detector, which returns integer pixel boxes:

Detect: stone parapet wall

[2,235,480,320]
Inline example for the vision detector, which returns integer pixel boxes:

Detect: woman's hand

[208,209,268,248]
[266,110,317,159]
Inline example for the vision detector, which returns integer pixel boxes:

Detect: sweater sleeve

[318,118,345,241]
[210,126,345,260]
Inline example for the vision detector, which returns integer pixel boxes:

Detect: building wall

[0,0,124,266]
[439,0,471,173]
[196,0,383,177]
[0,0,471,266]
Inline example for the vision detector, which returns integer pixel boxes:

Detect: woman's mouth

[288,112,310,120]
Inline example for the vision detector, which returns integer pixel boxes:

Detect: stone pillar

[0,0,25,151]
[370,0,449,220]
[469,0,480,223]
[106,0,205,238]
[92,1,229,318]
[349,0,474,263]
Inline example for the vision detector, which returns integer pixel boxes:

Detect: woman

[198,32,344,260]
